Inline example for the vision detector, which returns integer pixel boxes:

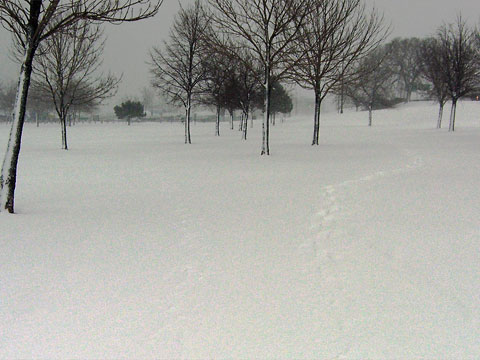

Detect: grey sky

[0,0,479,108]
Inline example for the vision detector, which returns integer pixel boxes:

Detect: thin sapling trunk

[261,70,270,155]
[185,96,192,143]
[437,102,444,129]
[215,106,220,136]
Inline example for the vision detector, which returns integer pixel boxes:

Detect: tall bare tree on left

[0,0,162,214]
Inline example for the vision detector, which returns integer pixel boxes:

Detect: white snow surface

[1,101,479,358]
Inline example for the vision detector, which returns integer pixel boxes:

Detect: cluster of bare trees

[342,17,480,128]
[342,46,394,126]
[419,18,480,131]
[150,0,387,152]
[1,1,478,215]
[0,0,163,213]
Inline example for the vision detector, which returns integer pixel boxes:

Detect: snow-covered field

[1,101,479,358]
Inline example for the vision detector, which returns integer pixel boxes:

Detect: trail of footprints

[300,152,424,276]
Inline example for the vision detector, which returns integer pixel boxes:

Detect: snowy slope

[0,101,479,358]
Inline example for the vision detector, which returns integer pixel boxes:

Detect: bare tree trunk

[215,106,220,136]
[242,111,248,140]
[261,67,270,155]
[230,111,234,130]
[449,99,457,132]
[0,7,39,213]
[437,102,444,129]
[340,82,345,114]
[185,96,192,143]
[239,113,244,131]
[312,91,321,145]
[36,112,39,127]
[61,114,68,150]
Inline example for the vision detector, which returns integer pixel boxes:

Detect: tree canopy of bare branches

[418,37,450,128]
[0,0,162,213]
[200,43,237,137]
[234,50,263,140]
[344,46,394,126]
[385,37,423,102]
[32,21,119,150]
[437,17,480,132]
[150,0,210,144]
[293,0,387,145]
[209,0,312,155]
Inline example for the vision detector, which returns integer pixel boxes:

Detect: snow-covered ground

[1,101,479,358]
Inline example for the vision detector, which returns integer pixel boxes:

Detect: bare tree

[437,17,480,132]
[235,51,263,140]
[418,37,449,129]
[32,21,119,150]
[0,0,162,213]
[200,44,235,136]
[386,37,423,102]
[344,46,394,126]
[294,0,387,145]
[209,0,312,155]
[150,0,210,144]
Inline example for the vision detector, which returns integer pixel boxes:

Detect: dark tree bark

[312,92,321,145]
[242,111,249,140]
[215,105,221,136]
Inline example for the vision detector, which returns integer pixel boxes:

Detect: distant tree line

[339,16,480,129]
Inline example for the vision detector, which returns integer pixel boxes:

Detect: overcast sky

[1,0,479,107]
